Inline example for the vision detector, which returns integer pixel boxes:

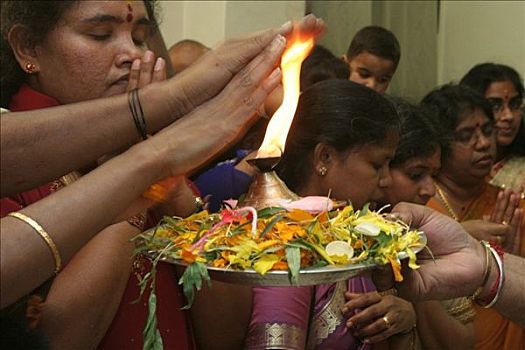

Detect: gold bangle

[470,240,491,301]
[8,212,62,274]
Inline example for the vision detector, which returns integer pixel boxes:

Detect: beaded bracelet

[8,212,62,274]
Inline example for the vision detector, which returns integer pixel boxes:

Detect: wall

[309,0,437,102]
[308,0,372,57]
[437,0,525,85]
[157,1,226,48]
[158,1,305,49]
[157,1,525,100]
[373,1,438,102]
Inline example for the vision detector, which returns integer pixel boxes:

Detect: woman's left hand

[342,291,416,343]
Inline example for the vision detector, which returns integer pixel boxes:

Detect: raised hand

[147,33,287,177]
[166,14,325,118]
[127,50,166,91]
[342,292,416,343]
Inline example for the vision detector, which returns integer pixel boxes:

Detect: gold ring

[382,315,391,329]
[495,236,503,244]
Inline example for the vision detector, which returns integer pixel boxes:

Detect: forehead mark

[126,1,133,22]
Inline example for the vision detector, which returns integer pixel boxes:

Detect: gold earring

[25,62,37,73]
[319,166,327,176]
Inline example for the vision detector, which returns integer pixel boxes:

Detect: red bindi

[126,2,133,22]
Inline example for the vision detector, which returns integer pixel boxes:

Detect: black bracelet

[128,88,148,140]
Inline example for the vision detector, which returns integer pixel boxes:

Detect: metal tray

[147,231,427,287]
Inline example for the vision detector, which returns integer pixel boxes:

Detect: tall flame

[256,32,314,159]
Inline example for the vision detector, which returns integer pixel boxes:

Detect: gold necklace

[434,182,460,221]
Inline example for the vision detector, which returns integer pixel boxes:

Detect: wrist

[140,81,179,132]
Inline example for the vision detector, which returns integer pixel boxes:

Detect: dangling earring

[25,62,36,74]
[318,166,327,176]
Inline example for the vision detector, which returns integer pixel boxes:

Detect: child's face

[380,149,441,207]
[345,51,396,93]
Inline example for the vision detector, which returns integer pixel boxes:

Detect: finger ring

[496,236,503,244]
[382,315,391,329]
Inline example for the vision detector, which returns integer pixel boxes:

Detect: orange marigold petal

[388,257,403,282]
[181,249,197,263]
[286,209,314,222]
[272,261,289,270]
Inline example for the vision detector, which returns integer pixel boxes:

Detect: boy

[343,25,400,93]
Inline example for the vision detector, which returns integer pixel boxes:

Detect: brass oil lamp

[240,33,314,209]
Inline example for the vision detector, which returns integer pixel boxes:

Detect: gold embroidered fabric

[245,323,306,350]
[307,281,347,348]
[440,297,476,324]
[50,171,81,192]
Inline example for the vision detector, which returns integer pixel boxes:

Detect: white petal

[355,222,380,236]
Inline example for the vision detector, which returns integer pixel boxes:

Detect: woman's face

[28,1,152,104]
[314,132,398,209]
[441,108,496,182]
[380,149,441,206]
[485,80,523,147]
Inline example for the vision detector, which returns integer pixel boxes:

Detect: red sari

[1,85,195,350]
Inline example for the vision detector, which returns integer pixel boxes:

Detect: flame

[256,31,314,158]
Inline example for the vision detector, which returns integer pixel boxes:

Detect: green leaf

[285,246,301,285]
[286,240,313,251]
[358,203,370,217]
[178,262,210,309]
[143,288,164,350]
[260,214,283,238]
[257,206,286,218]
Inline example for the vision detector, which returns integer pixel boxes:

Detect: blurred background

[158,0,525,102]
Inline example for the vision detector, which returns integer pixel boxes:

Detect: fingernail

[268,67,281,80]
[346,320,353,328]
[363,339,371,344]
[154,57,165,71]
[131,59,141,70]
[280,20,292,31]
[342,307,348,314]
[143,50,153,62]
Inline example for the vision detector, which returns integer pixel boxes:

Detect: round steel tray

[147,231,426,287]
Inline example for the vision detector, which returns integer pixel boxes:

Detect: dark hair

[420,84,494,159]
[387,97,443,167]
[346,25,401,68]
[0,0,158,108]
[277,79,400,192]
[460,63,524,99]
[460,63,525,156]
[300,45,349,90]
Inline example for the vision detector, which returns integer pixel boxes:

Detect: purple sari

[246,277,375,350]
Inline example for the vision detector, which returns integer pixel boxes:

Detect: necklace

[434,182,460,221]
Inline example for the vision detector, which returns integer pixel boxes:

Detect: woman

[246,80,416,350]
[0,1,201,349]
[2,2,316,348]
[372,99,475,349]
[460,63,525,194]
[188,44,351,350]
[421,84,524,350]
